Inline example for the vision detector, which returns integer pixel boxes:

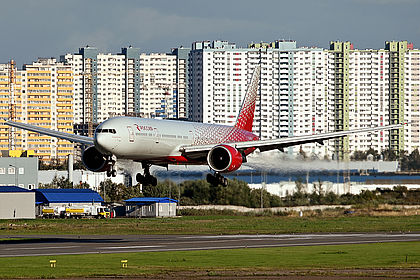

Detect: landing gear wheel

[206,172,228,187]
[136,163,158,186]
[146,175,157,187]
[136,173,145,184]
[106,156,117,177]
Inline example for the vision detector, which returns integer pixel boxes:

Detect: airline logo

[134,124,154,132]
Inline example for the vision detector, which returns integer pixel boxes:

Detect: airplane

[6,66,403,187]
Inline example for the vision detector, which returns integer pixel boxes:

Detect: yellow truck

[64,206,110,218]
[41,205,110,219]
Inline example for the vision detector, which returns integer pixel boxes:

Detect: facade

[23,59,74,161]
[0,186,35,219]
[0,61,24,152]
[125,197,177,218]
[188,40,420,159]
[171,47,191,119]
[0,59,74,162]
[120,47,142,116]
[0,157,38,190]
[61,48,125,135]
[62,48,178,126]
[139,53,177,118]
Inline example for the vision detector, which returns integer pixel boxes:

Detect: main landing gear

[206,172,228,187]
[106,156,117,177]
[136,163,158,186]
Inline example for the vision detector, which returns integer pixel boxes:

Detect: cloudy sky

[2,0,419,67]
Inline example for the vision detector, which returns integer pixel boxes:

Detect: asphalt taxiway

[0,233,419,257]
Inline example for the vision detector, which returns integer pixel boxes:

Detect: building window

[19,168,24,175]
[8,167,15,175]
[0,168,5,175]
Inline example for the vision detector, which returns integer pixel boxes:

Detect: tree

[39,175,73,189]
[142,180,176,198]
[407,149,420,171]
[381,149,398,161]
[99,179,128,202]
[73,160,86,170]
[365,148,379,161]
[298,146,308,160]
[351,150,366,161]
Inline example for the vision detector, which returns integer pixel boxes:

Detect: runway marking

[2,245,79,251]
[98,245,162,249]
[1,238,419,258]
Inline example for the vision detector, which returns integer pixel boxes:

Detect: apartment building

[189,41,285,137]
[188,40,333,156]
[0,59,74,162]
[120,47,142,116]
[0,61,24,152]
[61,47,125,135]
[171,47,191,119]
[189,40,420,158]
[139,53,177,119]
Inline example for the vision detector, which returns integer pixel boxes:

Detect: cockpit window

[96,129,116,134]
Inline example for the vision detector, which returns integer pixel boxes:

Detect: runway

[0,233,419,257]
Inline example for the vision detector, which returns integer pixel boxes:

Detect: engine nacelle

[82,146,109,172]
[207,144,243,173]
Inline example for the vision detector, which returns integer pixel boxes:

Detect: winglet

[234,66,261,132]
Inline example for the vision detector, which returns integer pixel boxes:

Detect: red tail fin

[234,66,261,132]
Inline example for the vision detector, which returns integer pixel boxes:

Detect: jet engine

[82,146,110,172]
[207,144,244,173]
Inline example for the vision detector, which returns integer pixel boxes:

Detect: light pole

[9,164,17,187]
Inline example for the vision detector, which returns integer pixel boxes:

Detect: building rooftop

[0,186,31,193]
[35,188,104,204]
[125,197,178,205]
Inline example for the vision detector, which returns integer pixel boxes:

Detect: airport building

[0,186,35,219]
[125,197,178,218]
[0,157,38,190]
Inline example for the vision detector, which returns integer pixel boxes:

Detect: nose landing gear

[135,163,157,186]
[106,156,117,177]
[206,172,228,187]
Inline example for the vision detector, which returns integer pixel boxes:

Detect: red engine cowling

[207,145,243,173]
[82,146,109,172]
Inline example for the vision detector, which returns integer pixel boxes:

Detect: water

[154,168,420,185]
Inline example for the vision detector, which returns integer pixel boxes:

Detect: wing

[180,124,403,156]
[5,120,94,146]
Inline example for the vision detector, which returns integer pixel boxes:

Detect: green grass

[0,242,418,278]
[1,215,420,235]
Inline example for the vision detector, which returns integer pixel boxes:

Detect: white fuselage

[95,117,193,160]
[94,116,257,164]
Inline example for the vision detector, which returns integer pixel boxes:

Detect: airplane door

[127,126,135,143]
[154,128,160,144]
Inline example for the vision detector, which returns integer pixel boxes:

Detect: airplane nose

[94,133,117,154]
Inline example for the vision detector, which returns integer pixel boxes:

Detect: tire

[136,173,144,183]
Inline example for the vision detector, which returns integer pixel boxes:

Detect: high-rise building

[139,53,177,118]
[188,40,420,158]
[120,46,142,116]
[0,61,24,153]
[61,47,125,135]
[0,59,74,162]
[171,47,191,119]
